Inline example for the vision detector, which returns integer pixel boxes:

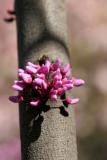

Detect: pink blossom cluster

[9,58,85,108]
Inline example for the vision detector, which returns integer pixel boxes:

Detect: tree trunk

[15,0,78,159]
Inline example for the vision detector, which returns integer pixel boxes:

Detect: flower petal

[73,78,85,87]
[36,73,45,80]
[27,62,39,69]
[12,84,23,91]
[30,100,40,107]
[38,65,49,74]
[57,88,65,96]
[62,78,72,85]
[42,81,48,90]
[26,65,37,74]
[45,60,51,72]
[20,73,32,83]
[71,98,79,104]
[54,80,62,89]
[50,94,57,101]
[9,95,23,103]
[61,64,70,74]
[63,83,73,90]
[51,58,61,71]
[49,89,58,101]
[33,78,43,86]
[18,69,24,77]
[64,97,79,105]
[52,69,62,81]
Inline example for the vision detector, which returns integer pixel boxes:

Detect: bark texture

[15,0,78,159]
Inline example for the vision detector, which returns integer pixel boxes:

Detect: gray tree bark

[15,0,78,159]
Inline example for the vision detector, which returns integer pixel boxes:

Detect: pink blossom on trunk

[9,57,85,110]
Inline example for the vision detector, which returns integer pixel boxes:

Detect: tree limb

[15,0,78,159]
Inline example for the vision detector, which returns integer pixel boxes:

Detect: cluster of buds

[9,56,85,109]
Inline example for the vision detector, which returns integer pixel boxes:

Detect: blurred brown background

[1,0,107,159]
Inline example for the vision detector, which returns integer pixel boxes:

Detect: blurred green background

[1,0,107,159]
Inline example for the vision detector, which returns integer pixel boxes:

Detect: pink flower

[51,58,61,71]
[45,60,51,71]
[38,60,51,74]
[20,73,32,83]
[61,64,70,74]
[9,57,85,110]
[63,97,79,105]
[12,84,23,91]
[12,80,24,91]
[9,95,24,103]
[52,69,62,81]
[33,78,44,86]
[73,78,85,87]
[54,80,62,89]
[27,62,39,69]
[63,83,73,91]
[36,73,45,80]
[50,89,58,101]
[18,68,24,74]
[26,65,37,74]
[62,78,72,85]
[57,88,65,96]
